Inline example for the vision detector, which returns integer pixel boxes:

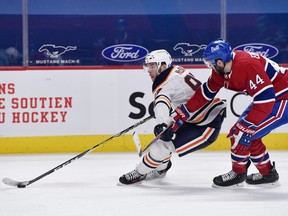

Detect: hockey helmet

[144,49,172,71]
[203,39,232,69]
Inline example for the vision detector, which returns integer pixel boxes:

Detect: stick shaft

[6,116,153,187]
[140,124,172,156]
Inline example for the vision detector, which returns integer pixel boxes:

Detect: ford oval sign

[233,43,279,59]
[102,44,148,62]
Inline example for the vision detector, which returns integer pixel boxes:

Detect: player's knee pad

[249,138,271,173]
[149,140,174,161]
[137,140,174,174]
[250,138,266,156]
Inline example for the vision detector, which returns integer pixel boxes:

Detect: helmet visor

[203,58,216,70]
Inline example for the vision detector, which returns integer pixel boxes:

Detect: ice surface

[1,151,288,216]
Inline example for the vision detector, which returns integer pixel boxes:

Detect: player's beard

[215,64,230,76]
[214,65,225,75]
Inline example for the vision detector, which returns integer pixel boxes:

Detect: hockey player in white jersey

[118,49,226,185]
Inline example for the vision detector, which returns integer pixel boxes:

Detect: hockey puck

[17,184,26,188]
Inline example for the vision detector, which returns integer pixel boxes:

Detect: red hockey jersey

[186,50,288,126]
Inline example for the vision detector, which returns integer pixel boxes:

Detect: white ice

[1,151,288,216]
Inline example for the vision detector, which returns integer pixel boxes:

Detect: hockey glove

[228,118,256,152]
[171,104,191,132]
[154,123,175,142]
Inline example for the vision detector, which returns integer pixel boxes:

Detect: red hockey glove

[228,118,256,152]
[171,104,191,132]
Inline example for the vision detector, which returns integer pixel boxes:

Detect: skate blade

[212,182,244,188]
[245,180,281,187]
[145,172,166,181]
[116,180,143,186]
[117,181,126,186]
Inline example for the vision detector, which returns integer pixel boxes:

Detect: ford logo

[102,44,148,62]
[233,43,279,59]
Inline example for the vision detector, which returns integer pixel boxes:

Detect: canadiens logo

[173,43,206,56]
[102,44,148,62]
[233,43,279,59]
[211,45,220,52]
[39,44,77,58]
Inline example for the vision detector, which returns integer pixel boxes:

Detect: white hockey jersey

[152,65,226,126]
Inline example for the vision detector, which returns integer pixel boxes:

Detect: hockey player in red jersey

[172,39,287,187]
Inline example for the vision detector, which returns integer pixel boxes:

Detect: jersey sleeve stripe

[154,95,171,107]
[202,82,217,100]
[253,85,274,98]
[154,95,172,114]
[266,62,278,81]
[276,88,288,98]
[253,98,275,104]
[254,86,275,103]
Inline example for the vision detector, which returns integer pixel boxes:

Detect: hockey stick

[2,115,153,188]
[132,131,143,157]
[132,124,172,157]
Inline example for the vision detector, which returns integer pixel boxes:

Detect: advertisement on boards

[1,68,288,138]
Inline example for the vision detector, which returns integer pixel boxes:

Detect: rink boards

[0,67,287,153]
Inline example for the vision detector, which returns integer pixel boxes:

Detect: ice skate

[245,162,279,186]
[212,170,247,187]
[146,160,172,180]
[212,160,251,187]
[118,169,146,185]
